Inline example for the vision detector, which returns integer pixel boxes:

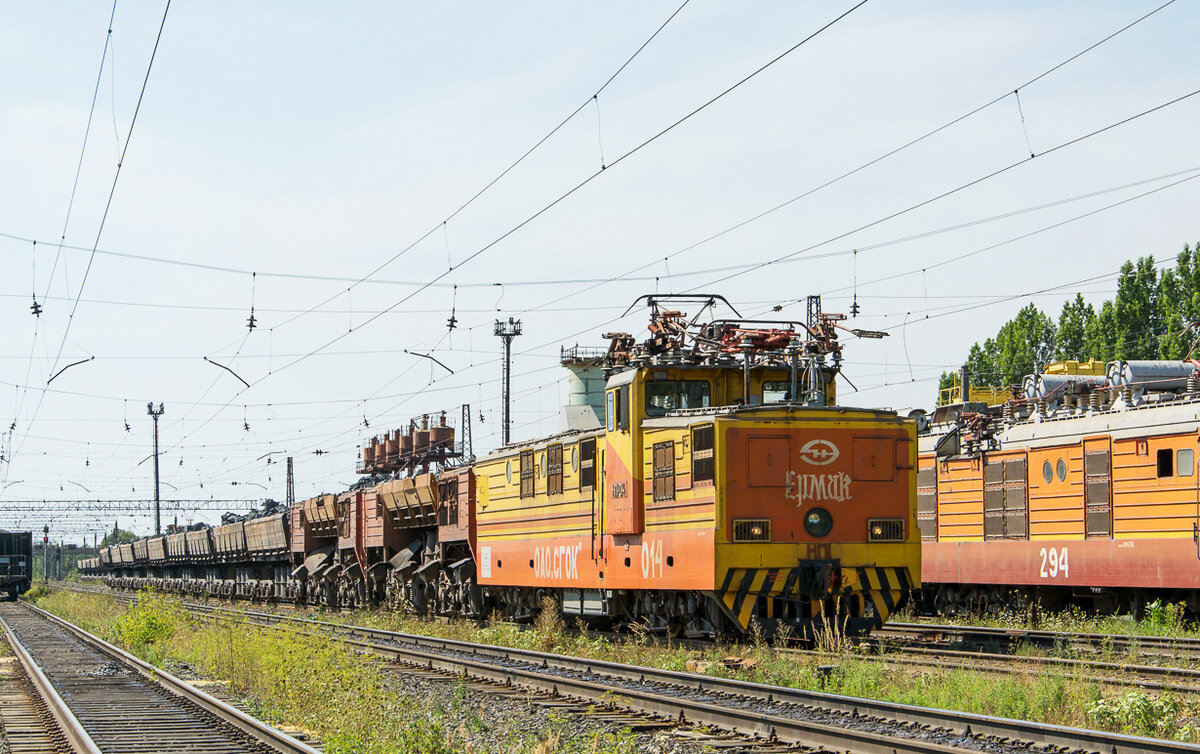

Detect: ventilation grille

[733,519,770,542]
[868,518,905,542]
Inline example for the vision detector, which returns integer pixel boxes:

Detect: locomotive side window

[1157,448,1174,478]
[762,381,790,403]
[520,449,535,498]
[1042,461,1052,485]
[1180,448,1194,477]
[608,386,630,431]
[1056,459,1067,482]
[653,441,676,502]
[579,438,596,490]
[692,424,714,484]
[645,380,710,417]
[547,443,564,495]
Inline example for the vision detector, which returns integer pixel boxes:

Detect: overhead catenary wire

[7,0,120,479]
[265,0,872,375]
[13,0,172,468]
[125,0,873,481]
[267,0,693,333]
[685,86,1200,297]
[494,0,1180,324]
[9,4,1190,511]
[104,1,709,484]
[100,160,1198,488]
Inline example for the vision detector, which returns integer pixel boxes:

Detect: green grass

[31,588,647,753]
[35,587,1200,743]
[311,600,1200,742]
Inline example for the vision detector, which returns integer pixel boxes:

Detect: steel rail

[187,601,1200,754]
[779,642,1200,695]
[0,610,102,754]
[18,602,322,754]
[883,620,1200,656]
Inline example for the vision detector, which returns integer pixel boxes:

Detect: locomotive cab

[599,353,918,638]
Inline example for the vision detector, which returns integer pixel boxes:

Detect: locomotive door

[1083,437,1112,538]
[605,384,644,535]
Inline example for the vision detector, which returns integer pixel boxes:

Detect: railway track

[0,629,69,754]
[75,590,1197,754]
[77,582,1200,695]
[0,600,320,754]
[880,621,1200,661]
[840,640,1200,695]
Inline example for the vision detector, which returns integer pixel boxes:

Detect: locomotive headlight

[804,507,833,538]
[749,524,764,537]
[870,523,884,538]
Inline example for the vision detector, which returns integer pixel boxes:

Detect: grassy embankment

[30,588,643,754]
[322,600,1200,742]
[32,587,1200,743]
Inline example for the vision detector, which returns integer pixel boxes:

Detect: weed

[534,595,565,653]
[1089,690,1196,740]
[112,589,185,664]
[1146,600,1190,633]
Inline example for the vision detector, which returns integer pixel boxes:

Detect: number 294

[1039,546,1069,579]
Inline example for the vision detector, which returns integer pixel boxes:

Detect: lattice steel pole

[493,318,522,446]
[286,456,294,506]
[147,403,165,535]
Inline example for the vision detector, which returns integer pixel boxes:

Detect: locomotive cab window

[1157,448,1174,478]
[607,387,630,431]
[1180,448,1194,477]
[762,381,791,403]
[645,380,711,417]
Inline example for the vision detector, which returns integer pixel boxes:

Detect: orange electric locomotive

[88,295,920,638]
[917,361,1200,616]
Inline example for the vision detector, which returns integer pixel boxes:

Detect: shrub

[112,589,184,663]
[1089,690,1195,740]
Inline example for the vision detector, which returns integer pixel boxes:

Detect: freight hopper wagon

[0,530,32,600]
[97,511,292,600]
[288,410,474,611]
[918,361,1200,616]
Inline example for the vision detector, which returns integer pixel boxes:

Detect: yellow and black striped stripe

[714,565,911,631]
[852,566,910,629]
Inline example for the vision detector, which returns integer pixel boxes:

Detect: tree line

[938,243,1200,400]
